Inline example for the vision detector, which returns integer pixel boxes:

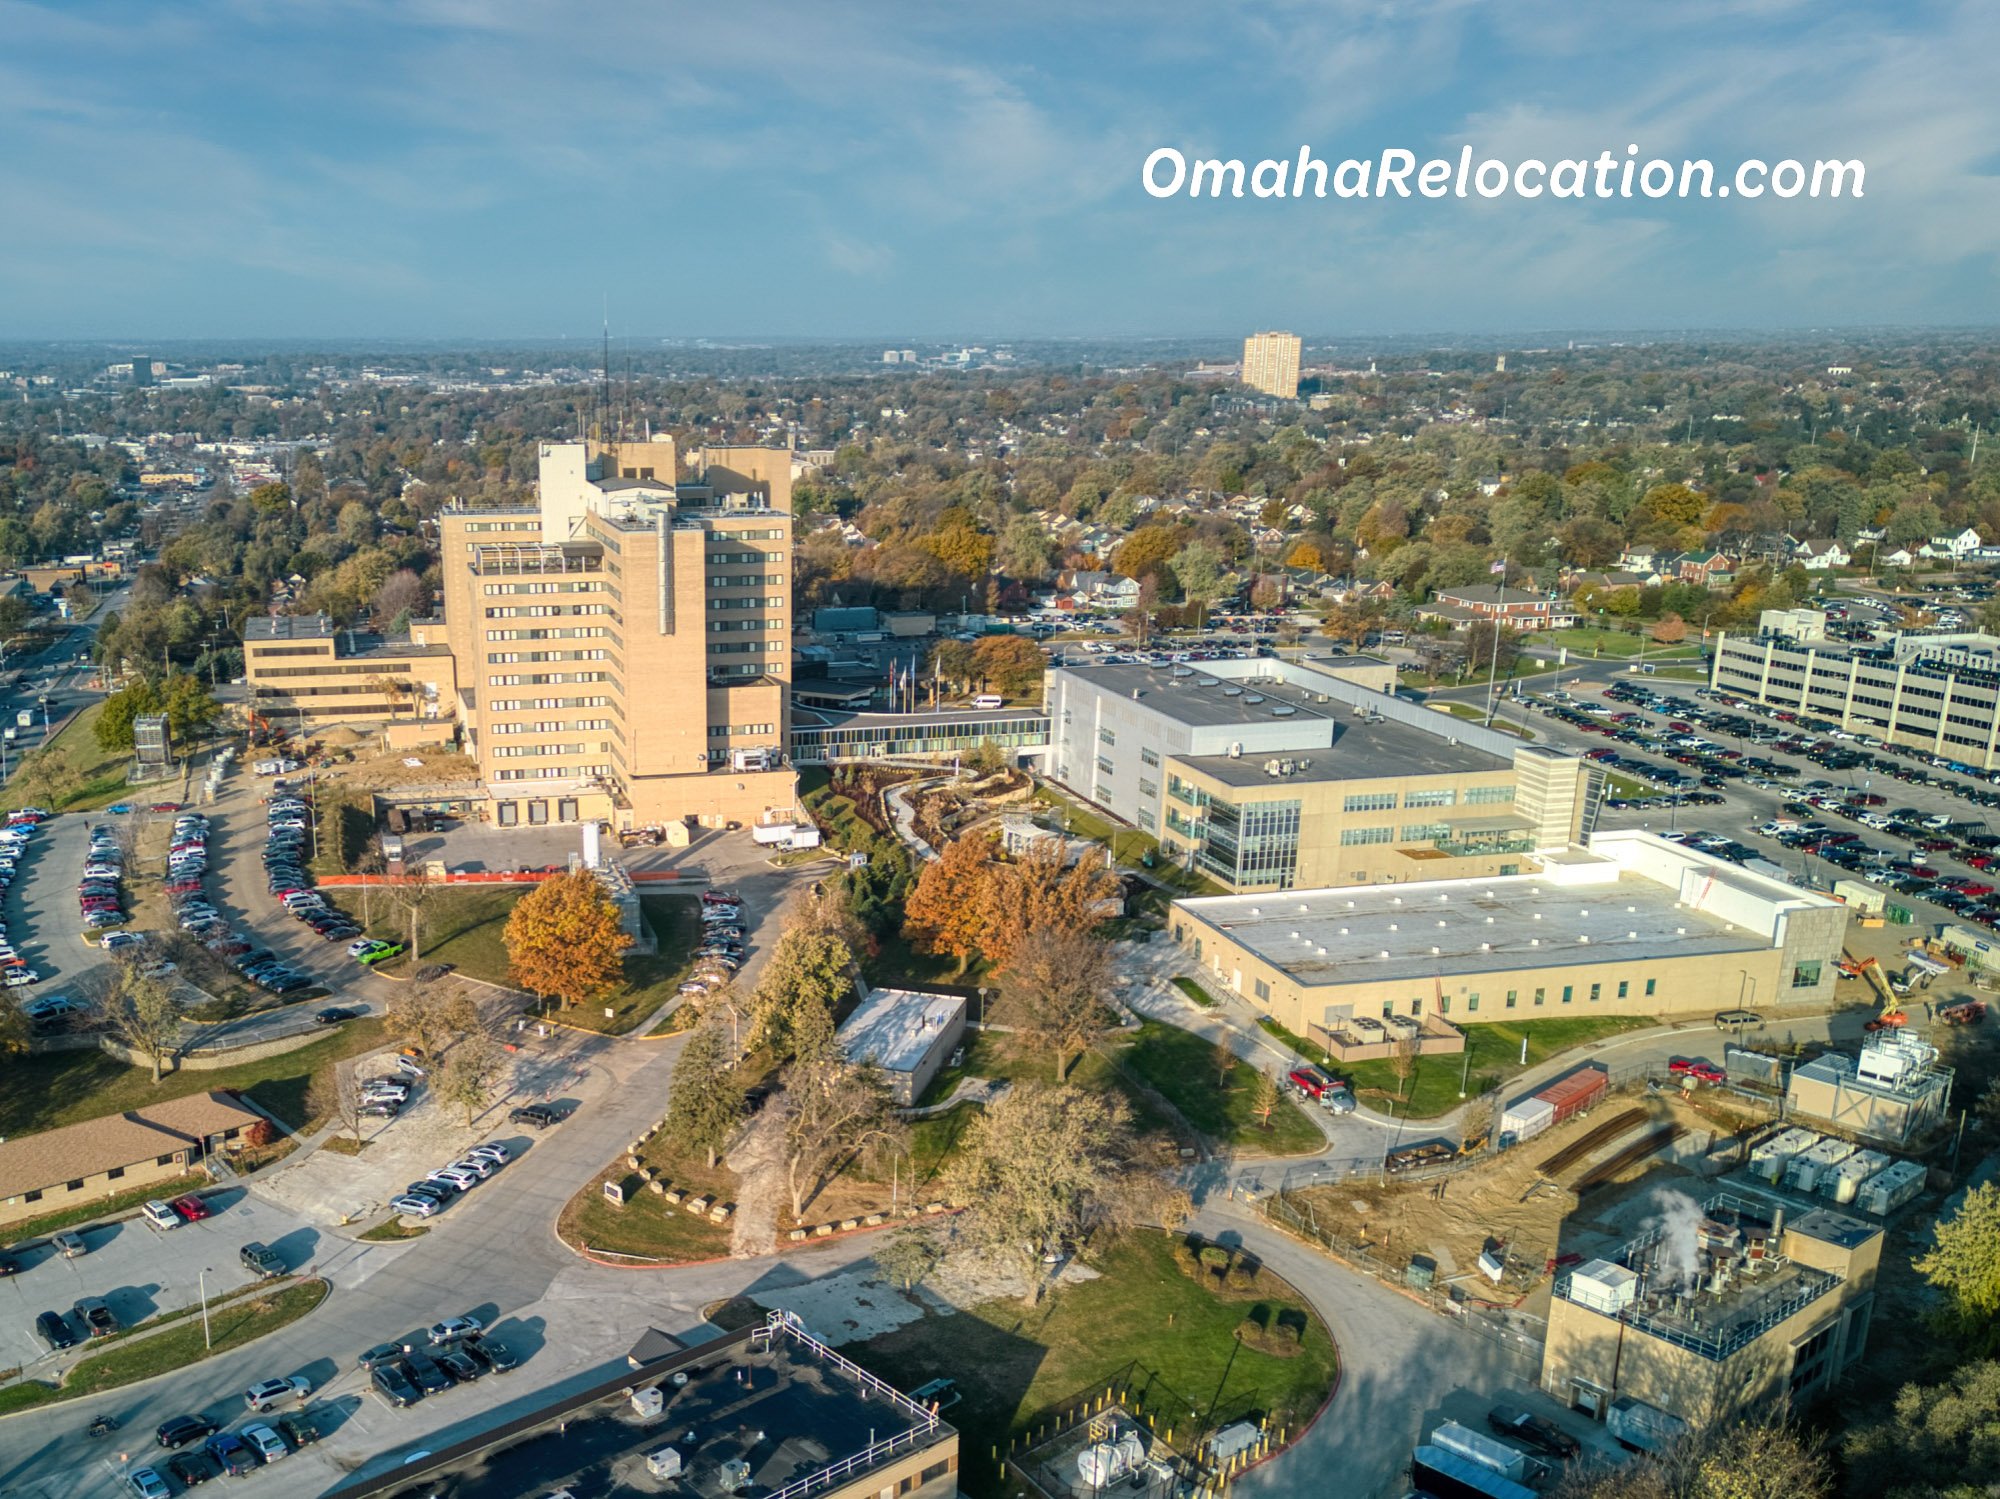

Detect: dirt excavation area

[1286,1084,1762,1302]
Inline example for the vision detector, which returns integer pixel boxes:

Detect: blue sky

[3,0,1997,340]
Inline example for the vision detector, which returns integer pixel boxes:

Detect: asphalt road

[0,845,819,1499]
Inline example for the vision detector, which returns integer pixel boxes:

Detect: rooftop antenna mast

[601,303,613,448]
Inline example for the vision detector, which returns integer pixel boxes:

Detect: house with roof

[1924,528,1984,561]
[1422,585,1577,631]
[1795,539,1852,572]
[0,1092,263,1228]
[1880,547,1918,569]
[1663,551,1736,588]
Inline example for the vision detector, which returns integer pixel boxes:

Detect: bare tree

[385,863,444,965]
[1390,1033,1420,1101]
[780,1058,903,1220]
[306,1063,367,1147]
[107,967,181,1083]
[1251,1069,1281,1130]
[875,1223,947,1291]
[995,928,1112,1083]
[354,837,385,931]
[384,980,479,1059]
[1212,1039,1239,1090]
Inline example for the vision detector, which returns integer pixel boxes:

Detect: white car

[450,1156,496,1180]
[100,931,144,950]
[428,1166,480,1192]
[240,1423,289,1463]
[137,961,178,979]
[464,1143,511,1167]
[3,970,40,988]
[390,1194,441,1218]
[427,1314,484,1345]
[242,1374,311,1412]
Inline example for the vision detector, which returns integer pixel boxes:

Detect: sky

[3,0,1999,341]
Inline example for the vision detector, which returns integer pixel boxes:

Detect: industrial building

[437,437,797,831]
[1167,830,1848,1040]
[1543,1191,1880,1432]
[1711,625,2000,770]
[1046,656,1602,892]
[242,614,458,737]
[330,1314,959,1499]
[838,987,968,1106]
[1783,1033,1952,1145]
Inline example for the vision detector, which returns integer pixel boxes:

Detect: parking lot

[1515,672,2000,933]
[0,1187,318,1375]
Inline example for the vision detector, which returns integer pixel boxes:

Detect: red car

[170,1195,211,1223]
[1668,1058,1727,1084]
[150,802,181,813]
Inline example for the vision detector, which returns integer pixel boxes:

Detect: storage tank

[1784,1136,1857,1194]
[1500,1096,1556,1142]
[1859,1159,1927,1215]
[1750,1127,1820,1183]
[1535,1066,1610,1125]
[1823,1149,1890,1205]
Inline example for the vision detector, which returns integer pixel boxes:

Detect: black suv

[240,1242,285,1277]
[156,1414,221,1450]
[33,1310,76,1350]
[402,1349,453,1395]
[508,1104,560,1129]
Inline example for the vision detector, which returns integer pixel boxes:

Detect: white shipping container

[1502,1096,1557,1141]
[1750,1127,1821,1183]
[1785,1136,1857,1194]
[1860,1159,1927,1216]
[1824,1149,1890,1205]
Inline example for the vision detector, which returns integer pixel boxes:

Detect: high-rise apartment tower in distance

[1241,331,1302,399]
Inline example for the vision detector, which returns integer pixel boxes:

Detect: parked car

[239,1423,289,1464]
[33,1309,77,1350]
[371,1360,421,1408]
[428,1314,485,1345]
[74,1295,118,1337]
[390,1194,441,1218]
[435,1346,483,1384]
[127,1468,173,1499]
[508,1104,560,1129]
[357,1342,406,1372]
[403,1349,454,1394]
[243,1375,311,1412]
[167,1448,225,1487]
[50,1229,87,1258]
[171,1194,211,1222]
[155,1414,221,1450]
[204,1433,259,1477]
[463,1334,519,1373]
[240,1242,285,1278]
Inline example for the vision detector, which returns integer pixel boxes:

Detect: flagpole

[1483,557,1507,727]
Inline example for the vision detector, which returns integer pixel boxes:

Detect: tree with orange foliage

[503,870,628,1008]
[902,833,1000,975]
[986,841,1121,972]
[1650,613,1687,644]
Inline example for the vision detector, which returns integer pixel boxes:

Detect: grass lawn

[560,1153,734,1263]
[1552,625,1703,660]
[1342,1015,1657,1119]
[1434,702,1534,740]
[0,1173,208,1249]
[1113,1022,1322,1155]
[359,1219,429,1242]
[0,700,131,814]
[849,1234,1337,1497]
[332,887,702,1035]
[1030,787,1225,895]
[59,1279,328,1400]
[1173,977,1218,1008]
[0,1017,387,1141]
[915,1028,1186,1148]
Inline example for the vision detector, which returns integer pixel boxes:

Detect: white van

[141,1200,180,1231]
[971,694,1004,710]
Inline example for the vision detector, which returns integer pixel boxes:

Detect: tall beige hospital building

[436,438,798,832]
[1242,331,1302,399]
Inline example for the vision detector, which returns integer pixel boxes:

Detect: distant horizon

[4,322,1999,357]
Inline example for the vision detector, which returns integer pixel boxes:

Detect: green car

[358,942,405,966]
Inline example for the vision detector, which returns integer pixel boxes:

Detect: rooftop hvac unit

[1245,694,1265,704]
[1228,742,1243,757]
[1223,686,1243,697]
[1272,703,1298,716]
[719,1460,753,1493]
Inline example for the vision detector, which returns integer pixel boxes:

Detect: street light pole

[198,1267,213,1350]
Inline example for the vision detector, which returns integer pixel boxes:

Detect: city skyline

[2,1,1994,340]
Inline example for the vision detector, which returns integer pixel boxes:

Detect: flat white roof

[1181,875,1770,987]
[838,987,966,1075]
